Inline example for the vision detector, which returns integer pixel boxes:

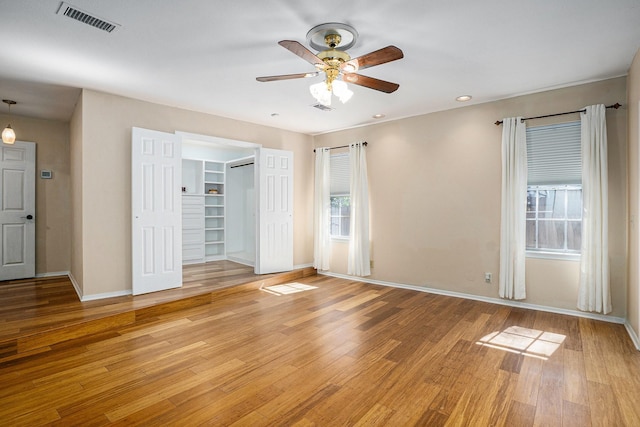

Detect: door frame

[176,131,295,274]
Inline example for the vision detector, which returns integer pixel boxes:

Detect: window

[526,185,582,253]
[526,121,581,256]
[331,195,350,237]
[330,153,350,238]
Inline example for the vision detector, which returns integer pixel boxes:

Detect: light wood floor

[0,261,314,364]
[1,273,639,425]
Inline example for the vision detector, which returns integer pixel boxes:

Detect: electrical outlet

[484,272,492,283]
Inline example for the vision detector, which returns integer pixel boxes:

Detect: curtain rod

[494,103,621,126]
[229,162,254,169]
[313,141,367,152]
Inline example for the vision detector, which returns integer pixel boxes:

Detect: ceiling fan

[256,23,404,106]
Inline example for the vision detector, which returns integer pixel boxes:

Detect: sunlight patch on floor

[260,282,318,296]
[476,325,566,360]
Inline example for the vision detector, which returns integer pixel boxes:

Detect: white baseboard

[80,289,132,302]
[227,256,255,267]
[319,271,627,326]
[625,321,640,350]
[68,272,82,300]
[67,272,132,301]
[35,271,70,278]
[294,263,314,270]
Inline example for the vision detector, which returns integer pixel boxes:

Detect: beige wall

[628,49,640,334]
[0,113,71,276]
[73,89,314,297]
[70,94,84,293]
[315,77,628,318]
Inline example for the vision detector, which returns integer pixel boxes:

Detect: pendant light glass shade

[2,100,16,144]
[2,125,16,144]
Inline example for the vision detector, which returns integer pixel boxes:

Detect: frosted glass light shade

[310,81,332,106]
[310,80,353,106]
[2,125,15,144]
[332,80,353,103]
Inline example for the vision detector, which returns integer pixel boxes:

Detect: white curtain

[578,104,611,314]
[313,148,331,271]
[499,117,527,300]
[348,142,371,276]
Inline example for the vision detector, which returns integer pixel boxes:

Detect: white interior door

[0,141,35,281]
[255,148,293,274]
[132,127,182,295]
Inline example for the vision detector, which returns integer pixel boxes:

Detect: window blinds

[526,121,581,185]
[330,153,350,195]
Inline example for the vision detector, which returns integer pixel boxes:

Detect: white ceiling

[0,0,639,135]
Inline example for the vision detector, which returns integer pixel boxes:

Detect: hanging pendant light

[2,100,17,145]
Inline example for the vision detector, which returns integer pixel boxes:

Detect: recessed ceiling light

[456,95,472,102]
[372,113,385,119]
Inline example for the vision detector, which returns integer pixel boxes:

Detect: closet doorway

[226,157,255,266]
[178,132,293,275]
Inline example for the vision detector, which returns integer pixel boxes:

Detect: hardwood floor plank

[512,353,543,406]
[580,317,613,385]
[0,380,84,420]
[609,374,640,426]
[108,399,177,426]
[384,381,443,426]
[562,400,591,427]
[587,380,626,426]
[229,410,269,426]
[505,400,536,427]
[532,348,564,426]
[17,311,135,353]
[12,407,61,427]
[352,402,395,426]
[306,359,398,425]
[563,348,589,405]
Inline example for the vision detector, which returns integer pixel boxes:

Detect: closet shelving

[204,161,225,259]
[182,159,226,262]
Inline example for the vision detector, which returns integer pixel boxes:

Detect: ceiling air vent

[57,2,120,33]
[312,104,333,112]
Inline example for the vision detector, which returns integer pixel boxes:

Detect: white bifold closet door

[255,148,293,274]
[131,127,182,295]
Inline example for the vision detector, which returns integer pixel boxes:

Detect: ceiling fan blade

[278,40,325,68]
[341,73,400,93]
[256,72,320,82]
[341,46,404,73]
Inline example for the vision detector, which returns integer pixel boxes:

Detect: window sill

[526,251,580,262]
[330,236,349,242]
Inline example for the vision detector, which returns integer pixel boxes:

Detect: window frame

[329,152,351,239]
[525,121,582,261]
[525,184,582,261]
[330,194,350,240]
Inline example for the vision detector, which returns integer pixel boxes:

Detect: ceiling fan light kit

[257,23,403,107]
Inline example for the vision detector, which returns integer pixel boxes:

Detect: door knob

[21,214,33,220]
